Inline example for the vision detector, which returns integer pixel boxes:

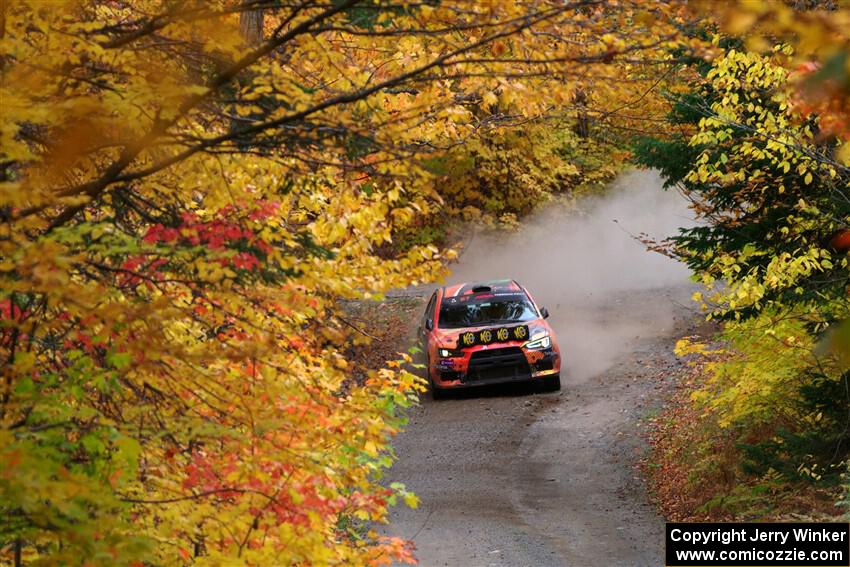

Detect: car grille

[467,347,531,382]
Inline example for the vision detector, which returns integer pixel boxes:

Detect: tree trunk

[239,8,264,46]
[573,89,590,138]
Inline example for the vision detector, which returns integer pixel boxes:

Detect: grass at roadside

[643,352,843,522]
[339,294,428,381]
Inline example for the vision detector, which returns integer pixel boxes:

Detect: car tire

[426,355,447,400]
[431,384,447,400]
[543,374,561,392]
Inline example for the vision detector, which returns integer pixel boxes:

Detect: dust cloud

[445,168,697,383]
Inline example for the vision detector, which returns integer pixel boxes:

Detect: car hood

[434,319,551,348]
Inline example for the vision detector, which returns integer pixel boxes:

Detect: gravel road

[385,171,699,566]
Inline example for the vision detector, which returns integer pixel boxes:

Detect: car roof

[441,279,524,298]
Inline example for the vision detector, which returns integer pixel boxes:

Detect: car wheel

[543,374,561,392]
[426,355,447,400]
[431,384,447,400]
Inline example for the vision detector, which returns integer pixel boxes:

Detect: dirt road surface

[385,171,699,566]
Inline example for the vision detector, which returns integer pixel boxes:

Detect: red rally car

[418,279,561,398]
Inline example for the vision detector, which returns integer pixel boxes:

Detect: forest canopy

[0,1,695,564]
[2,0,849,563]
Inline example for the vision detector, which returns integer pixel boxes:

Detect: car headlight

[524,335,551,350]
[439,348,461,358]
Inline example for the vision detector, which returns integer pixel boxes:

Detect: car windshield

[438,293,538,329]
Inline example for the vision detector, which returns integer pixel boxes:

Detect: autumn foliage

[0,0,702,564]
[637,4,850,520]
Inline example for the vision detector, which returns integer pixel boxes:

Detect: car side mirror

[540,307,550,319]
[425,318,433,330]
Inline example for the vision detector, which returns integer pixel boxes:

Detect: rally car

[418,279,561,398]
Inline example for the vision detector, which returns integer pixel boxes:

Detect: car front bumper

[432,347,560,389]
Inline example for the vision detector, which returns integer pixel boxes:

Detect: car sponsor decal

[444,291,525,304]
[457,325,529,348]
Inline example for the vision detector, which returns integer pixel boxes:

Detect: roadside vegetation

[1,0,849,565]
[637,5,850,522]
[0,1,687,564]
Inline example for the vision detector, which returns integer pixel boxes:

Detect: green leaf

[106,351,132,370]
